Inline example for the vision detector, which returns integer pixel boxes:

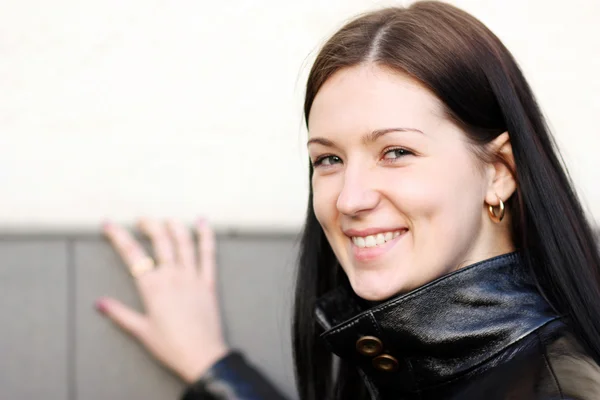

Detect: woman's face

[308,64,514,301]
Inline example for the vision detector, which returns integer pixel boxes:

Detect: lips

[348,228,408,262]
[344,226,407,237]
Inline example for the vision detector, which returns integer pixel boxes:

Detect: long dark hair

[292,2,600,399]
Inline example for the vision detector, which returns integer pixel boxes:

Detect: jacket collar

[314,253,560,394]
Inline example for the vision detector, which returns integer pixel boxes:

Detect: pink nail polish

[95,299,108,314]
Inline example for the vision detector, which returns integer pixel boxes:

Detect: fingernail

[102,220,112,230]
[95,299,108,314]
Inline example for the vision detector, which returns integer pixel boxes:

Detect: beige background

[1,0,598,230]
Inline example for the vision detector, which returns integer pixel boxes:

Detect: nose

[336,164,380,217]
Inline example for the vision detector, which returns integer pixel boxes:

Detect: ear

[484,131,517,206]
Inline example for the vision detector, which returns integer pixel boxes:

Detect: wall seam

[66,237,76,400]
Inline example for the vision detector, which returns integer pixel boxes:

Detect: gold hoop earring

[487,195,505,223]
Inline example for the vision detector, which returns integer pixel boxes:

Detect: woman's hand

[96,218,229,383]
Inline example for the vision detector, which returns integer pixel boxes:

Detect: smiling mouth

[349,229,408,262]
[351,230,405,248]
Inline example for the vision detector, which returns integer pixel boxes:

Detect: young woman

[98,1,600,399]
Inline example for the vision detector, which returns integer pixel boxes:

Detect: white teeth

[351,230,404,248]
[365,236,376,247]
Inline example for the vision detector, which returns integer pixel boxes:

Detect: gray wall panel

[217,236,298,398]
[0,240,69,400]
[73,233,299,400]
[0,232,300,400]
[74,238,185,400]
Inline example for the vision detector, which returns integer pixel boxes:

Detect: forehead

[307,64,446,137]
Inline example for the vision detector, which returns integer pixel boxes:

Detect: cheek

[389,153,485,239]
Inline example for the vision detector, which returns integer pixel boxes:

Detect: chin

[348,271,411,302]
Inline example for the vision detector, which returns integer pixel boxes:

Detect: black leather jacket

[182,253,600,399]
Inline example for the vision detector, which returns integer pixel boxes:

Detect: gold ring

[130,256,155,278]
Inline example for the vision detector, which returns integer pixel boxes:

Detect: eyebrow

[306,127,424,147]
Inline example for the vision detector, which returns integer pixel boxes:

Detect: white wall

[1,0,598,231]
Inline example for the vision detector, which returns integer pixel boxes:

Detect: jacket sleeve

[180,351,290,400]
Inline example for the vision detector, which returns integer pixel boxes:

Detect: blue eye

[383,147,412,160]
[313,155,342,167]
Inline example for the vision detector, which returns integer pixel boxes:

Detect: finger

[138,218,175,265]
[167,219,196,270]
[103,222,150,270]
[196,218,217,286]
[95,297,149,340]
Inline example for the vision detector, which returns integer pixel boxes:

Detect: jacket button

[372,354,399,372]
[355,336,383,357]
